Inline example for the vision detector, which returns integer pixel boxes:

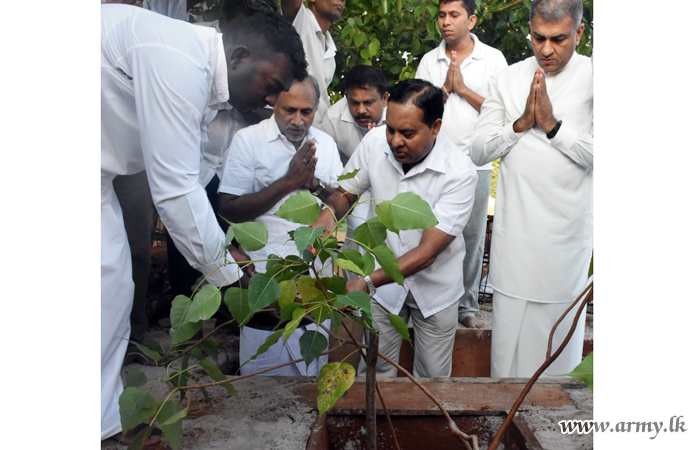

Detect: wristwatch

[362,275,377,297]
[310,179,326,196]
[546,120,563,139]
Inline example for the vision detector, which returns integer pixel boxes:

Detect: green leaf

[294,226,325,255]
[297,276,322,304]
[335,257,364,275]
[278,280,298,310]
[125,369,147,388]
[198,339,219,361]
[372,245,404,285]
[280,301,304,323]
[331,310,342,334]
[563,352,593,391]
[119,387,158,433]
[249,329,284,361]
[361,253,376,275]
[199,359,238,396]
[335,291,372,320]
[320,234,338,251]
[126,425,156,450]
[310,302,332,324]
[156,402,183,450]
[369,38,380,57]
[224,287,250,326]
[224,225,235,249]
[275,191,320,225]
[388,313,411,343]
[337,168,360,181]
[321,276,347,295]
[228,221,269,252]
[378,192,438,231]
[299,330,329,368]
[317,362,356,416]
[170,295,202,346]
[353,31,367,46]
[284,308,308,344]
[132,341,162,364]
[248,273,282,315]
[157,401,188,427]
[354,217,387,249]
[184,284,222,323]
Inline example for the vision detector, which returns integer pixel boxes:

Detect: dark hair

[222,0,279,21]
[439,0,477,16]
[222,12,307,81]
[388,79,443,127]
[344,65,387,96]
[530,0,583,27]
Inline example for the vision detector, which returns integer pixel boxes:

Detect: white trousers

[491,290,586,378]
[101,181,134,439]
[239,320,330,376]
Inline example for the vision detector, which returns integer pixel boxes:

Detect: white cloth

[490,290,586,378]
[199,108,251,187]
[416,35,507,171]
[338,127,478,318]
[291,4,336,126]
[239,323,329,376]
[218,117,343,273]
[143,0,188,21]
[101,5,240,438]
[317,97,387,237]
[470,53,593,303]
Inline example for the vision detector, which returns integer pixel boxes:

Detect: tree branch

[490,0,526,14]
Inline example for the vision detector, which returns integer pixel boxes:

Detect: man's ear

[575,23,584,46]
[431,117,442,137]
[381,92,389,106]
[229,45,252,70]
[468,14,477,30]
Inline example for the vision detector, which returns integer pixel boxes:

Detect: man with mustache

[218,76,343,375]
[282,0,345,125]
[313,79,478,377]
[470,0,593,378]
[416,0,507,330]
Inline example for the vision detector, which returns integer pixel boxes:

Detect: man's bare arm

[280,0,303,21]
[347,227,456,293]
[311,187,358,236]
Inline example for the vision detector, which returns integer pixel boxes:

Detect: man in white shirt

[281,0,344,126]
[470,0,593,378]
[416,0,507,329]
[319,64,388,164]
[218,76,343,375]
[101,5,307,441]
[314,79,478,377]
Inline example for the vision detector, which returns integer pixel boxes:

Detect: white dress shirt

[219,117,343,272]
[470,53,593,303]
[101,5,239,286]
[339,126,478,317]
[416,34,507,171]
[199,108,251,187]
[292,4,336,126]
[318,96,387,158]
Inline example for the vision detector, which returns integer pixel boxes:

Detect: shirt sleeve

[131,44,240,286]
[415,54,431,82]
[549,117,594,170]
[219,131,257,196]
[338,131,373,197]
[470,75,524,167]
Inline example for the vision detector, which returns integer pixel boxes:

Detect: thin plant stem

[547,281,593,358]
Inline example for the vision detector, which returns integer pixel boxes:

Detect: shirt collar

[263,116,314,148]
[437,33,485,63]
[381,129,449,177]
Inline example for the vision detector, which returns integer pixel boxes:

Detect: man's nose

[541,39,554,56]
[357,103,367,114]
[291,112,303,125]
[391,134,404,148]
